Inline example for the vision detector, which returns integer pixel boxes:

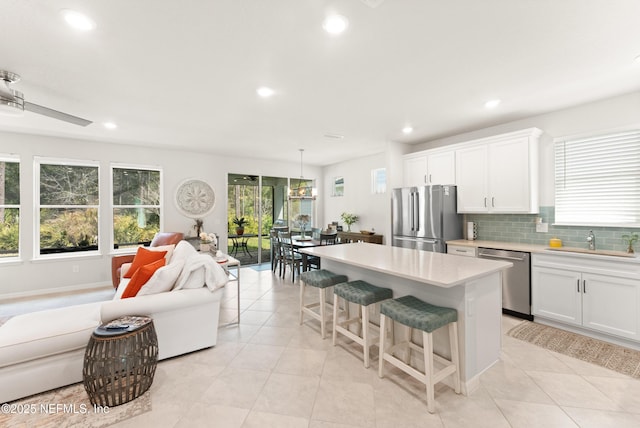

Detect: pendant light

[289,149,317,199]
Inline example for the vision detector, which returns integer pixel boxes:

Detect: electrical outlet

[536,223,548,233]
[72,265,79,273]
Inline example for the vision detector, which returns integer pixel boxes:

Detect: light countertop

[300,242,512,288]
[447,239,548,253]
[447,239,640,261]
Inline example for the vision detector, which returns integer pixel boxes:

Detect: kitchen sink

[546,246,637,258]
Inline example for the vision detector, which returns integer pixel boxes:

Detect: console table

[337,231,383,244]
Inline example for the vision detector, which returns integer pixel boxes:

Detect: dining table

[290,235,326,271]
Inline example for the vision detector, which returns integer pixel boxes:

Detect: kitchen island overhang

[300,242,512,395]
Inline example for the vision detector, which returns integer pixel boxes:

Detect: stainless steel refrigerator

[391,185,463,253]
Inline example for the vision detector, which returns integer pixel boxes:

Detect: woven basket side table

[83,315,158,407]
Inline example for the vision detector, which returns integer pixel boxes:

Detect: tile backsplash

[465,206,640,252]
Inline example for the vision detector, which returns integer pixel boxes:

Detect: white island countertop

[301,242,512,288]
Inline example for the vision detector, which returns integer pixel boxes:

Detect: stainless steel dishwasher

[478,248,532,320]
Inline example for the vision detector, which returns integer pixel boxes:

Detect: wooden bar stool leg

[299,281,306,325]
[378,314,387,378]
[402,324,412,364]
[423,331,435,414]
[319,287,327,339]
[362,304,370,368]
[332,293,339,345]
[449,321,461,394]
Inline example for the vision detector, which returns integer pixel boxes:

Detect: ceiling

[1,0,639,166]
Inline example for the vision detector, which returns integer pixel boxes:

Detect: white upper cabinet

[403,149,455,187]
[403,155,428,187]
[455,128,541,213]
[426,150,456,185]
[454,144,488,212]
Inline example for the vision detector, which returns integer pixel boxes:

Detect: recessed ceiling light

[60,9,96,31]
[402,126,414,135]
[256,87,275,98]
[484,99,501,109]
[103,122,117,130]
[323,15,349,35]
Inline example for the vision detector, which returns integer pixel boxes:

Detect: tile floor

[4,266,640,427]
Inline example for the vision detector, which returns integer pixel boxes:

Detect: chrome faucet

[587,230,595,250]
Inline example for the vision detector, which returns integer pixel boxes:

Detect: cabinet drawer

[447,245,477,257]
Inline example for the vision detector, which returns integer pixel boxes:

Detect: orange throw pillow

[122,258,166,298]
[124,247,168,278]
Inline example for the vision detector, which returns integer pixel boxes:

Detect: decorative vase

[236,228,244,236]
[200,243,210,252]
[347,224,352,232]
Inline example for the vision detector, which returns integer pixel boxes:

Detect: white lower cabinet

[582,273,640,339]
[532,266,582,326]
[532,253,640,342]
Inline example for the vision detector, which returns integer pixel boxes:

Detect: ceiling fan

[0,70,92,127]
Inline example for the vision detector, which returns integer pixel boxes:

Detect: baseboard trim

[0,282,112,302]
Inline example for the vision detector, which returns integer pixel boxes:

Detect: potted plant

[232,217,249,235]
[340,212,358,232]
[622,232,639,254]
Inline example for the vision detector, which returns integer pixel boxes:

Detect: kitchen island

[300,242,512,394]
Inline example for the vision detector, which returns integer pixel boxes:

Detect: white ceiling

[1,0,639,166]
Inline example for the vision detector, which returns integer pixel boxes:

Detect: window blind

[555,130,640,226]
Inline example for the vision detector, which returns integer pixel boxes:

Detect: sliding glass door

[227,174,293,266]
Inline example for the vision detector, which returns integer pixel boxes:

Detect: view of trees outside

[227,175,317,265]
[227,183,275,235]
[38,163,99,253]
[113,168,161,248]
[0,160,19,257]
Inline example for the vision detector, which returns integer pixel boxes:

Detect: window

[36,158,99,255]
[555,129,640,226]
[112,166,162,249]
[332,176,344,197]
[0,156,20,259]
[371,168,386,194]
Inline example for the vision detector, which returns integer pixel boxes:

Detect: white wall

[322,152,388,238]
[0,131,320,298]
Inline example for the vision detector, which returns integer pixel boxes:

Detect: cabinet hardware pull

[577,279,580,292]
[429,174,432,183]
[583,280,586,293]
[484,197,487,207]
[492,197,495,207]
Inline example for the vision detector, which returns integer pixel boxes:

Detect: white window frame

[110,163,163,254]
[554,128,640,227]
[371,168,387,194]
[34,157,100,259]
[0,154,21,262]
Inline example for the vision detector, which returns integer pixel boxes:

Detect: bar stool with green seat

[378,295,460,413]
[299,269,348,339]
[332,280,393,368]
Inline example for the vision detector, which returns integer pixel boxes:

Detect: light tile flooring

[4,266,640,427]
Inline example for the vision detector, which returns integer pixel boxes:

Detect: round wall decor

[174,179,216,218]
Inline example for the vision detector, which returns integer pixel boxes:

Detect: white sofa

[0,241,228,404]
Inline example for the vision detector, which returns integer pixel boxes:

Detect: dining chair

[270,229,284,275]
[278,231,302,281]
[320,232,338,245]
